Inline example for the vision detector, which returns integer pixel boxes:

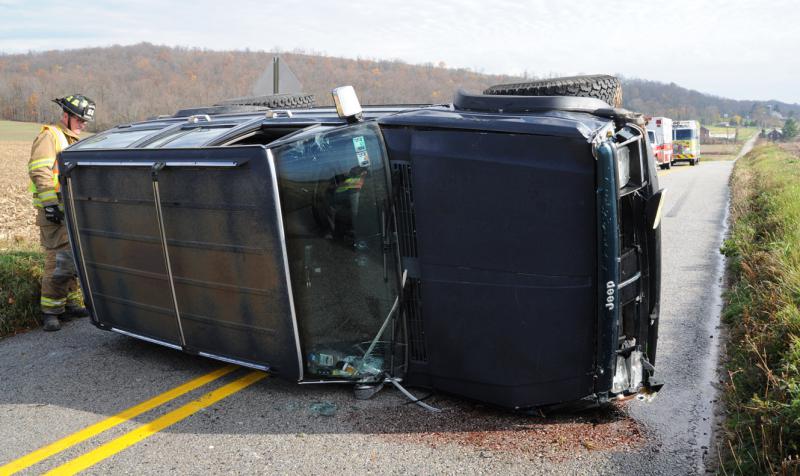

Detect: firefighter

[28,94,96,331]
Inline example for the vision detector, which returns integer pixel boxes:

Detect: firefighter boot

[63,305,89,320]
[42,313,61,331]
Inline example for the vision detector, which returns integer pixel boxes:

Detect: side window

[144,126,235,148]
[71,129,161,149]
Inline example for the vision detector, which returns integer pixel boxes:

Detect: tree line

[621,77,796,127]
[0,43,796,131]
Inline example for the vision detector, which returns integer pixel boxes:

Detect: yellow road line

[658,168,676,176]
[0,365,237,476]
[45,371,267,476]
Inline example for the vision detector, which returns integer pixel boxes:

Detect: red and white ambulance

[646,117,673,169]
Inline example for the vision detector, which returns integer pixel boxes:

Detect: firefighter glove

[44,205,64,224]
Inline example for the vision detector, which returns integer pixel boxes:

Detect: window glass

[145,126,234,148]
[270,122,399,381]
[72,129,161,149]
[674,129,694,140]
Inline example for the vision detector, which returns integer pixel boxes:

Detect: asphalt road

[0,156,738,475]
[607,157,737,475]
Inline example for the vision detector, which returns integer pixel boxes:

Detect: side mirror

[332,86,363,123]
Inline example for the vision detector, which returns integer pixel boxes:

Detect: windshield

[270,122,400,381]
[674,129,695,140]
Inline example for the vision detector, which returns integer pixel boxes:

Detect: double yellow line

[0,366,267,476]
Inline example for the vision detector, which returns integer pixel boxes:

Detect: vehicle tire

[216,93,315,109]
[483,75,623,107]
[690,158,696,166]
[665,161,671,170]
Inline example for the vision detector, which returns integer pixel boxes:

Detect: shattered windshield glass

[271,122,401,381]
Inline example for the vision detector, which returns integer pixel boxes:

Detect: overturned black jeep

[60,75,664,410]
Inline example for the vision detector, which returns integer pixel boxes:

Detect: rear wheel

[690,158,697,166]
[483,74,623,107]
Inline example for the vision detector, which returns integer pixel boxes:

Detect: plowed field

[1,141,38,245]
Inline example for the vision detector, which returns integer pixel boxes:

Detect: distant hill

[621,77,798,126]
[0,43,795,130]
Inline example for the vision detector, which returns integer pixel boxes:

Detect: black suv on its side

[59,75,664,410]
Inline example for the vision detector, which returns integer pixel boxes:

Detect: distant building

[700,126,710,142]
[768,128,783,141]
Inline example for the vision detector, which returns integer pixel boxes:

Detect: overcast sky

[1,0,797,104]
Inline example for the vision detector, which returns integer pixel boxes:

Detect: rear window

[674,129,695,140]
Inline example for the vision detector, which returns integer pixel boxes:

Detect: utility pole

[273,57,280,94]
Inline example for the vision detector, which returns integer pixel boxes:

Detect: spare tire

[483,75,622,107]
[216,93,315,109]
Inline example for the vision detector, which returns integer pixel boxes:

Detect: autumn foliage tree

[0,43,798,130]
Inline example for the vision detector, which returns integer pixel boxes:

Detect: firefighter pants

[37,210,82,315]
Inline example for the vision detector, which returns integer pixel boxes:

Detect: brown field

[701,143,739,161]
[1,141,39,245]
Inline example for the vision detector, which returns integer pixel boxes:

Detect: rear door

[59,146,304,380]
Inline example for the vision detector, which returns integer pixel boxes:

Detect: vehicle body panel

[380,125,598,408]
[60,147,304,379]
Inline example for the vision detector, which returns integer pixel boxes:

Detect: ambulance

[672,120,701,166]
[646,117,673,169]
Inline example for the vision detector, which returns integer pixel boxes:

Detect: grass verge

[720,143,800,474]
[0,241,43,337]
